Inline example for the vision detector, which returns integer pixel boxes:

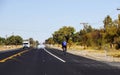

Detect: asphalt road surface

[0,47,120,75]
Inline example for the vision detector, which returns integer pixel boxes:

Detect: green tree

[52,26,75,44]
[118,14,120,27]
[36,40,39,45]
[29,38,35,47]
[114,14,120,49]
[83,25,93,33]
[72,32,81,43]
[0,37,5,45]
[15,35,23,45]
[6,35,23,45]
[67,38,73,48]
[59,26,75,42]
[78,25,94,48]
[52,31,62,44]
[103,15,118,48]
[103,15,113,31]
[45,37,54,44]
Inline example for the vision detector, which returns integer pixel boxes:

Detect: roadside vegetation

[0,35,39,50]
[45,14,120,57]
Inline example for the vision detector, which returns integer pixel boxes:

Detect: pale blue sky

[0,0,120,42]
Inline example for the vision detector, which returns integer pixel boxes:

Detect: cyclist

[62,40,67,54]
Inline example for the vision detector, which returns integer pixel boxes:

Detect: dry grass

[0,45,22,51]
[107,50,120,57]
[53,44,120,57]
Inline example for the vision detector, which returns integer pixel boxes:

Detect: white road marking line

[44,48,66,63]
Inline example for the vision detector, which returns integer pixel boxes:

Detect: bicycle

[62,46,67,55]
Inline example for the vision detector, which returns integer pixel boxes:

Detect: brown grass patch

[0,45,22,51]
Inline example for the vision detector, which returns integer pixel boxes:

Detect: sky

[0,0,120,43]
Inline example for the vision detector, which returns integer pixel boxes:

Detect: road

[0,47,120,75]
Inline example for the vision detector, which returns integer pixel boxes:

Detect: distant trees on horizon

[0,35,39,47]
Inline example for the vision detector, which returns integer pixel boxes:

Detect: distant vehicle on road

[23,40,30,49]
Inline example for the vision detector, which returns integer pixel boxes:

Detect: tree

[117,14,120,36]
[103,15,118,48]
[72,32,81,43]
[15,35,23,45]
[45,14,120,50]
[114,14,120,49]
[52,31,62,44]
[77,25,94,48]
[45,37,54,44]
[83,25,93,33]
[0,37,5,45]
[35,40,39,45]
[6,35,23,45]
[52,26,75,44]
[103,15,113,31]
[59,26,75,42]
[67,38,73,48]
[118,14,120,27]
[29,38,35,47]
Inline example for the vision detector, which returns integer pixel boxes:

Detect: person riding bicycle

[62,40,67,53]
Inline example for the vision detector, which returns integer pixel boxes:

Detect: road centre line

[0,50,29,63]
[44,48,66,63]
